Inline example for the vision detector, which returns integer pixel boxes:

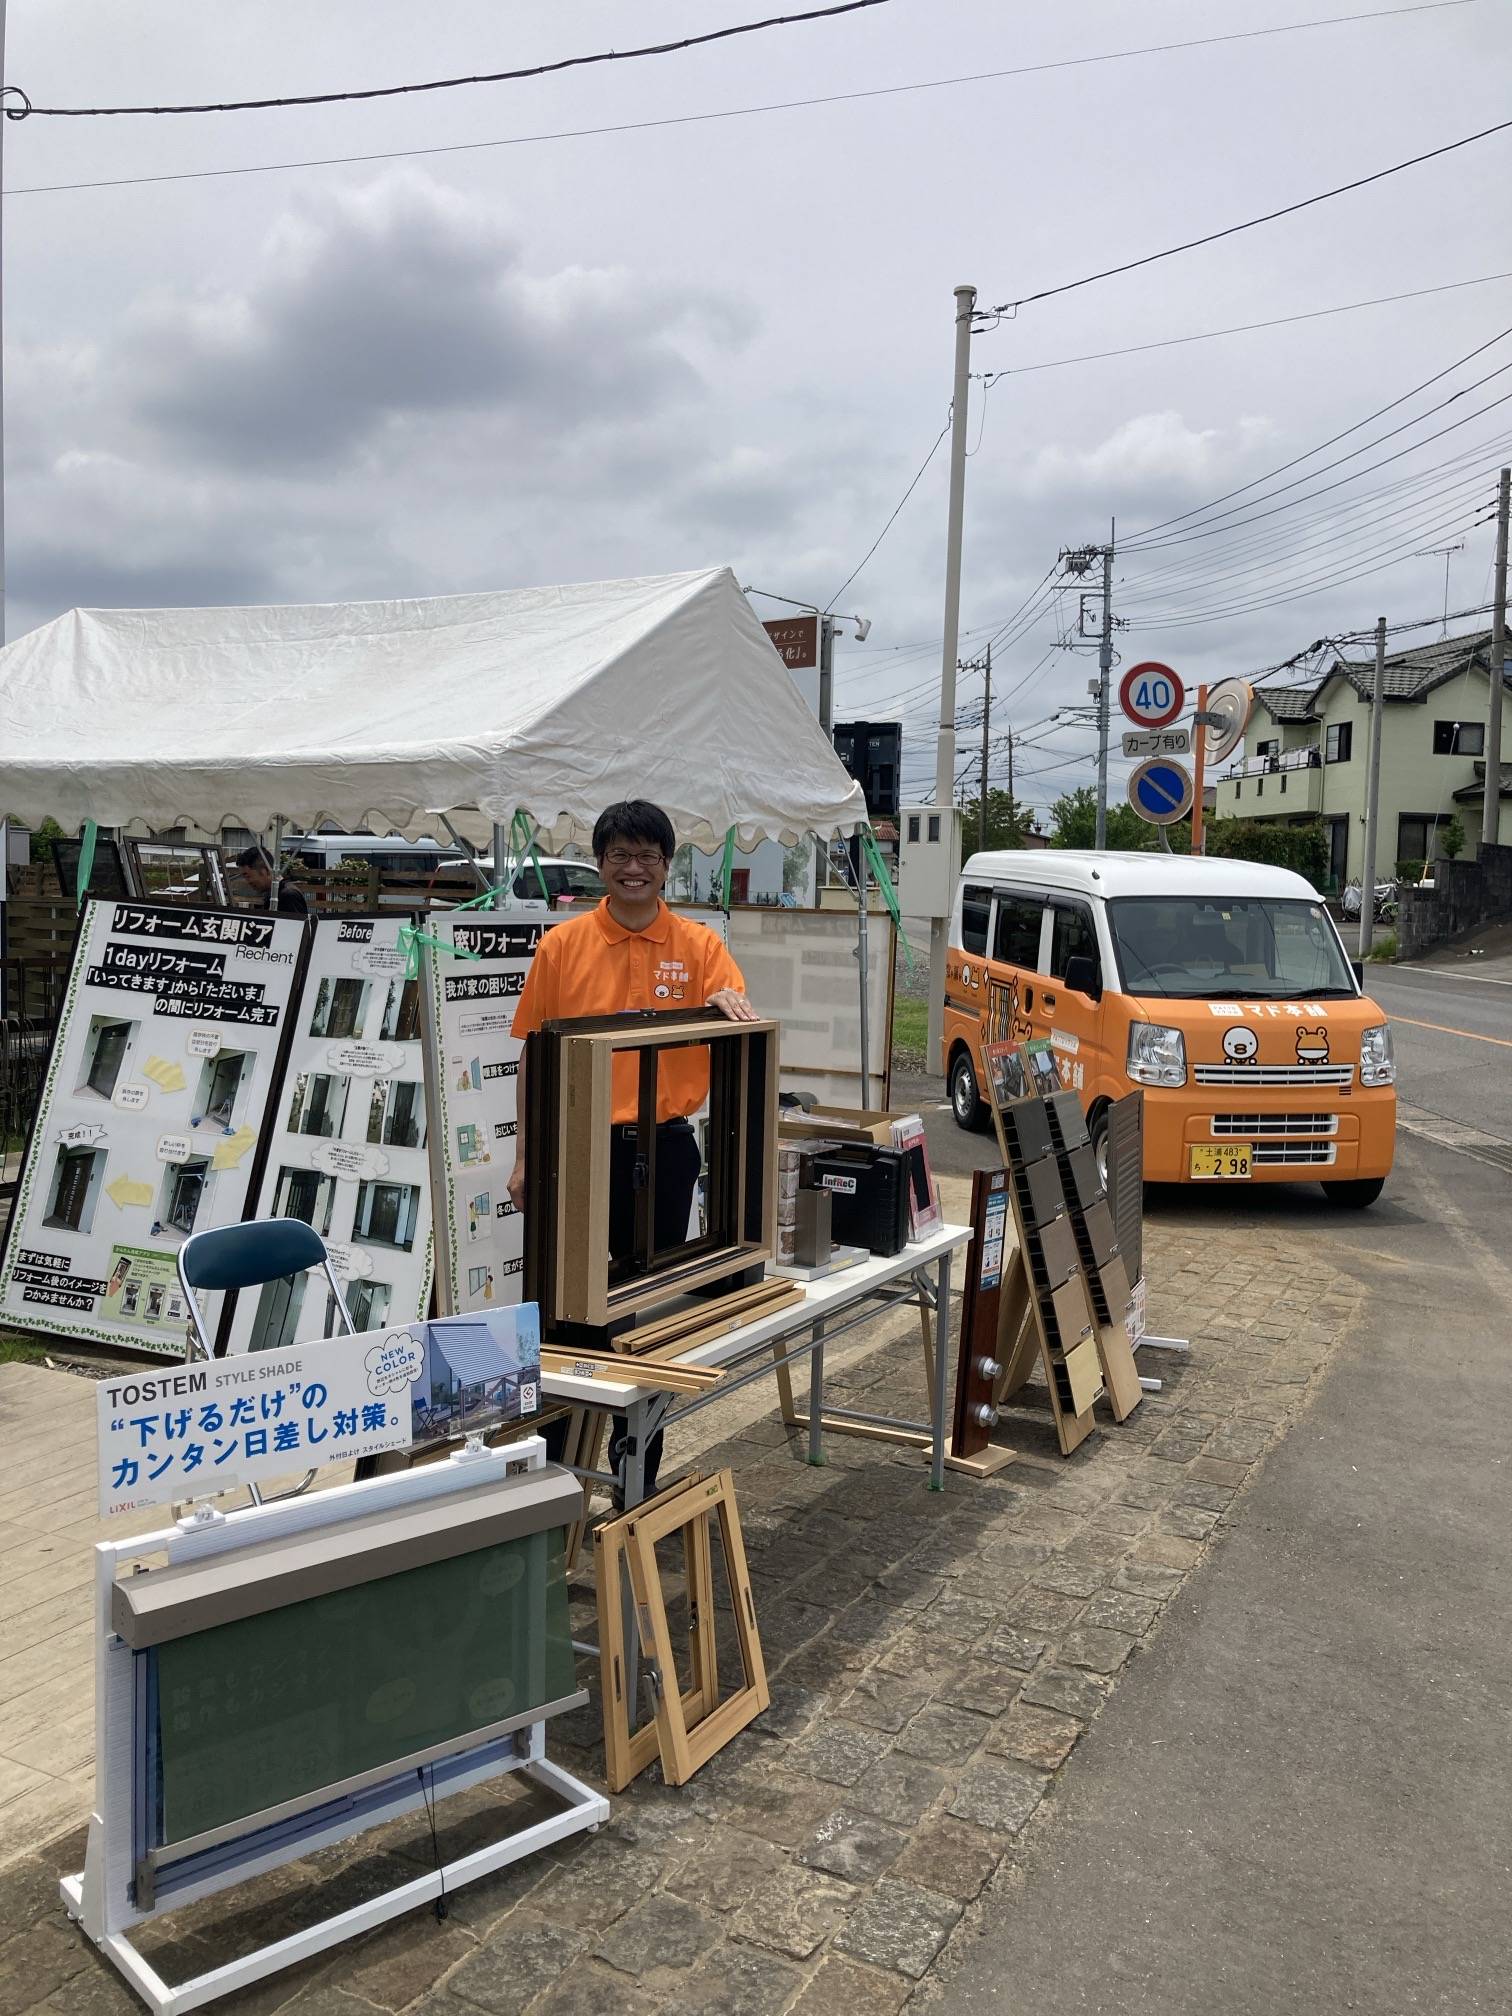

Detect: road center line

[1389,1013,1512,1049]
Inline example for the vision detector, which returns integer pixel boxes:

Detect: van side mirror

[1063,955,1102,1002]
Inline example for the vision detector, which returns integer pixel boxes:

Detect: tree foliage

[1047,787,1159,852]
[960,788,1034,851]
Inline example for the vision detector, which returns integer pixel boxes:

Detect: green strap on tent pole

[719,827,737,910]
[75,821,98,909]
[513,811,549,902]
[859,824,914,974]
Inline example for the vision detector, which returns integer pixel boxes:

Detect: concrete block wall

[1396,842,1512,959]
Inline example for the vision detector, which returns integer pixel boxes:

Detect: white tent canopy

[0,566,868,852]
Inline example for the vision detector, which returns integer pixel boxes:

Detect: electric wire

[827,413,952,610]
[986,113,1512,317]
[1124,322,1512,545]
[2,2,1475,191]
[7,1,893,119]
[1000,272,1512,376]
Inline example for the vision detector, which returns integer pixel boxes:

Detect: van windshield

[1106,896,1356,1000]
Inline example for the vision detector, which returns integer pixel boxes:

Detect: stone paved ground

[0,1212,1363,2016]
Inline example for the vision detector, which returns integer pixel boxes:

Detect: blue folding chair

[177,1218,358,1504]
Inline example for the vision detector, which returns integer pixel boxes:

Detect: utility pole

[818,615,835,738]
[977,643,992,851]
[1095,525,1114,850]
[1006,728,1014,829]
[1359,616,1386,961]
[1482,467,1509,854]
[928,283,977,1064]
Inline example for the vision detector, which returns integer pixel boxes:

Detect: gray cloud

[123,173,750,469]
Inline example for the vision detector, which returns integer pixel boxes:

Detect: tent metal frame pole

[855,834,871,1109]
[440,816,492,896]
[491,822,509,910]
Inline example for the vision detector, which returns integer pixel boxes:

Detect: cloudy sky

[6,0,1511,812]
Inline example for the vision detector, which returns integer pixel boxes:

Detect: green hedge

[1201,818,1329,887]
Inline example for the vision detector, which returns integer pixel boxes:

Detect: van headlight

[1360,1023,1396,1087]
[1127,1023,1187,1088]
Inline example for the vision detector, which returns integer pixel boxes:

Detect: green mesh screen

[150,1528,574,1848]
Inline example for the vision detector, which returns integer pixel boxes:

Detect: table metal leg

[929,1251,952,1492]
[807,1318,826,1466]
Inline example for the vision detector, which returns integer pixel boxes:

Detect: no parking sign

[1127,757,1194,825]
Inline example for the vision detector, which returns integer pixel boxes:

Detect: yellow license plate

[1190,1142,1252,1180]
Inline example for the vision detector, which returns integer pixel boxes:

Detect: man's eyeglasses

[602,848,666,869]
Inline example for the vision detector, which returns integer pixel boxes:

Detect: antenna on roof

[1413,541,1465,638]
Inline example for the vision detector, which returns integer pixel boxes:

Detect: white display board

[423,910,558,1315]
[728,905,895,1108]
[422,904,730,1313]
[0,899,307,1357]
[222,915,435,1354]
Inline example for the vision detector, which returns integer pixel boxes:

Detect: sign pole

[1190,683,1208,856]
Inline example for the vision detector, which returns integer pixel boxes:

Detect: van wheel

[1089,1106,1110,1193]
[1322,1177,1385,1209]
[950,1049,986,1132]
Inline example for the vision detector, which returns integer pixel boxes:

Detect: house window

[1396,815,1439,865]
[1256,738,1279,762]
[907,815,921,844]
[927,814,941,843]
[960,883,991,957]
[1325,723,1353,764]
[1433,720,1484,755]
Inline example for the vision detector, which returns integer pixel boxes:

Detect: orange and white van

[943,851,1397,1206]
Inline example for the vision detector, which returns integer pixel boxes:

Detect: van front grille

[1195,1064,1355,1088]
[1252,1141,1337,1166]
[1212,1113,1338,1138]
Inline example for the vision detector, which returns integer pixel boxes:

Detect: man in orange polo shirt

[507,800,757,1497]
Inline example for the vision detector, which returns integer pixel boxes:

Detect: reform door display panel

[225,916,435,1352]
[0,900,307,1357]
[422,911,561,1316]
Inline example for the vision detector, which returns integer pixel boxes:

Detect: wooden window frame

[524,1009,778,1337]
[622,1469,768,1788]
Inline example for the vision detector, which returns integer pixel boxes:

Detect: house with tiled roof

[1211,628,1508,888]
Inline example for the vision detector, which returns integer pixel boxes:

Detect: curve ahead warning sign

[1119,661,1185,729]
[1128,757,1194,826]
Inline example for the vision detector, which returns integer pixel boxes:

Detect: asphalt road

[1367,954,1512,1148]
[943,1122,1512,2016]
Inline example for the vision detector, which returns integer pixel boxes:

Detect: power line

[0,1,1474,192]
[1125,323,1512,545]
[6,1,893,120]
[986,114,1512,318]
[827,414,952,609]
[1000,271,1512,376]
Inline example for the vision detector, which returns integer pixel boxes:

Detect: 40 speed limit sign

[1118,661,1185,729]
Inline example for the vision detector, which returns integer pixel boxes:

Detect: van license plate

[1189,1143,1252,1180]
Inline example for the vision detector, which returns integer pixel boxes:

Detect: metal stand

[61,1437,607,2016]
